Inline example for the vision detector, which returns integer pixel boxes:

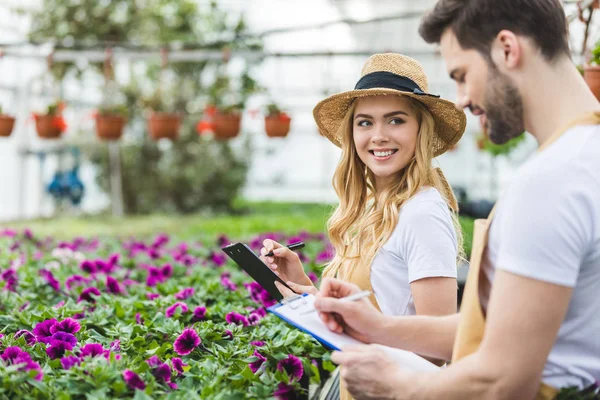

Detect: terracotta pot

[0,115,16,137]
[148,112,181,140]
[584,65,600,101]
[265,114,291,138]
[96,114,127,141]
[35,114,64,139]
[213,112,241,139]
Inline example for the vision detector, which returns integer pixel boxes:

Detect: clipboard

[268,294,440,372]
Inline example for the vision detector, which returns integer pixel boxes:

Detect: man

[312,0,600,398]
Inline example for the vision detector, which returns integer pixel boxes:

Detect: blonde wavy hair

[322,96,464,280]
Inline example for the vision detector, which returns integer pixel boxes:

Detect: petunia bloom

[60,355,80,370]
[39,269,61,291]
[225,312,249,327]
[251,341,265,347]
[174,287,195,300]
[171,357,188,375]
[15,330,37,346]
[50,318,81,335]
[78,287,101,303]
[105,276,123,294]
[273,383,298,400]
[32,319,58,344]
[166,302,189,318]
[192,306,207,322]
[249,350,267,373]
[277,355,304,381]
[173,328,200,356]
[46,332,78,359]
[123,369,146,390]
[80,343,105,358]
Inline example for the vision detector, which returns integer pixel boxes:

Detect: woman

[262,53,466,321]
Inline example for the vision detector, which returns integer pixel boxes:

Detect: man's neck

[521,57,600,146]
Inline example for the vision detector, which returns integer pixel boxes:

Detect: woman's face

[352,95,420,189]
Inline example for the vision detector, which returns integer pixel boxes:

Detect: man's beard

[483,67,525,145]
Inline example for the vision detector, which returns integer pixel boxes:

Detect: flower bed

[0,229,335,399]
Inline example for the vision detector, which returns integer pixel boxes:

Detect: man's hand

[332,345,412,400]
[314,278,386,343]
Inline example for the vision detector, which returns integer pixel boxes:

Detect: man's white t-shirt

[370,187,458,316]
[481,125,600,389]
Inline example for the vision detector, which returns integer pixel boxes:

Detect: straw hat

[313,53,466,156]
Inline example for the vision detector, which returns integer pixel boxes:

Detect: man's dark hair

[418,0,570,61]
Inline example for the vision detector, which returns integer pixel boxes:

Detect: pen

[265,242,305,257]
[299,290,372,315]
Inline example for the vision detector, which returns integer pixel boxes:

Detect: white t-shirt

[481,125,600,389]
[371,187,458,316]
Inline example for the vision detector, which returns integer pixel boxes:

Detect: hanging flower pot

[34,100,67,139]
[96,114,127,141]
[265,113,291,138]
[148,112,181,141]
[0,114,16,137]
[34,114,67,139]
[213,111,241,139]
[584,65,600,101]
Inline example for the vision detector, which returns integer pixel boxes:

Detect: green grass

[4,200,474,256]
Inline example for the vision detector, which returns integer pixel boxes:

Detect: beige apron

[452,112,600,399]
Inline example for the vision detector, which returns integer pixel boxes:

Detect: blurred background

[0,0,596,248]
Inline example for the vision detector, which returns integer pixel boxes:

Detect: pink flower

[173,329,200,356]
[171,357,188,375]
[192,306,207,322]
[32,319,58,344]
[80,343,105,358]
[166,302,189,318]
[225,312,249,327]
[146,292,160,300]
[50,318,81,335]
[123,369,146,390]
[39,269,61,291]
[277,355,304,381]
[135,313,144,324]
[222,330,233,340]
[106,276,123,294]
[273,383,297,400]
[65,275,90,291]
[79,260,97,274]
[249,350,267,373]
[251,341,265,347]
[60,355,80,370]
[174,287,194,300]
[78,287,101,303]
[15,330,36,346]
[209,252,226,267]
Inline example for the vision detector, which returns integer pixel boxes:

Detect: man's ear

[490,29,522,71]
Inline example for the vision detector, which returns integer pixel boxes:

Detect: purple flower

[166,302,189,318]
[50,318,81,335]
[78,287,101,303]
[146,355,161,368]
[152,233,170,248]
[173,328,201,356]
[210,252,226,267]
[259,291,277,308]
[23,228,34,240]
[39,269,61,291]
[225,312,249,327]
[94,259,110,273]
[60,355,80,370]
[147,248,161,260]
[33,319,58,344]
[80,343,105,358]
[161,264,173,279]
[222,330,233,340]
[123,279,139,286]
[123,370,146,390]
[146,292,160,300]
[216,235,230,247]
[274,383,298,400]
[19,302,30,312]
[15,330,37,346]
[277,355,304,381]
[108,253,120,267]
[174,288,194,300]
[315,244,334,264]
[248,313,260,326]
[47,332,78,359]
[308,272,318,283]
[171,357,188,375]
[192,306,207,322]
[146,267,162,287]
[106,276,123,294]
[1,268,18,292]
[1,346,30,364]
[251,341,265,347]
[65,275,90,291]
[110,340,121,352]
[220,276,238,291]
[73,311,86,320]
[135,313,144,325]
[80,260,97,274]
[153,363,172,382]
[249,350,267,373]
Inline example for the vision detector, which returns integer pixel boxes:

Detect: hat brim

[313,88,466,157]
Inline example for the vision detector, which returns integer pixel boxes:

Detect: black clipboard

[221,242,296,302]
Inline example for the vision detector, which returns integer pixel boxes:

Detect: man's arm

[404,270,573,400]
[315,278,460,361]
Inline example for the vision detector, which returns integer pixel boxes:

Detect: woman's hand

[274,281,319,298]
[260,239,313,286]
